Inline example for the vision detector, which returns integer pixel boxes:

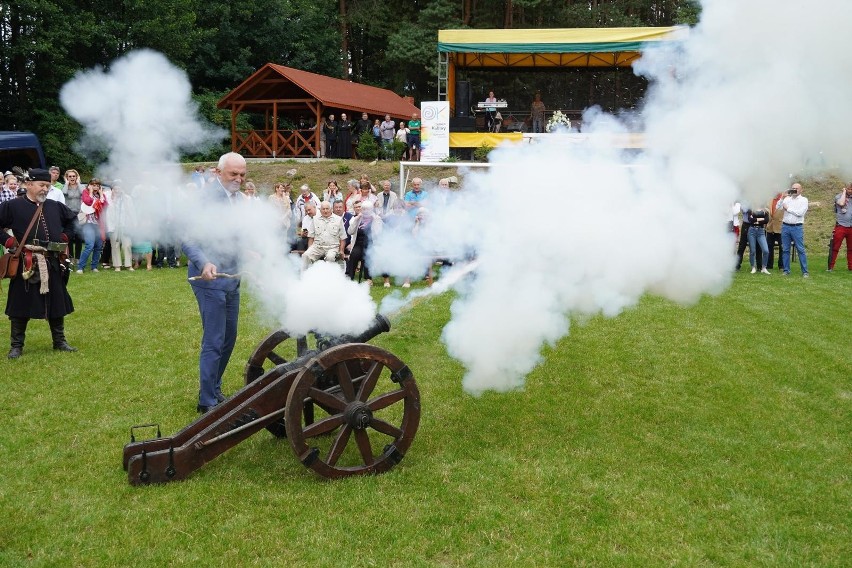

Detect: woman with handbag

[76,178,107,273]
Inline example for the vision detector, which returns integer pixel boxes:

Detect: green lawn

[0,262,849,566]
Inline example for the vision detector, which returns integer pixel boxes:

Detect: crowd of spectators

[290,173,454,287]
[729,180,851,277]
[317,111,421,161]
[2,164,457,287]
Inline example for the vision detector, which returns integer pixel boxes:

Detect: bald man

[303,200,346,268]
[183,152,247,413]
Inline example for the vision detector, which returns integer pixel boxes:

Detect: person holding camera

[828,182,852,271]
[776,182,809,277]
[76,178,107,273]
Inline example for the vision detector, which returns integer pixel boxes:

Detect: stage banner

[420,101,450,162]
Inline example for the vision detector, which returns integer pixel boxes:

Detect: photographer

[828,182,852,271]
[76,178,107,274]
[776,182,809,277]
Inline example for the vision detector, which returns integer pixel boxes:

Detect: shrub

[389,139,407,161]
[473,143,493,162]
[330,162,351,175]
[355,134,379,161]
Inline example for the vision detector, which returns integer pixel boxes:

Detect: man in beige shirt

[303,201,346,268]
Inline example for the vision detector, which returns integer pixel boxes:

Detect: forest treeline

[0,0,699,167]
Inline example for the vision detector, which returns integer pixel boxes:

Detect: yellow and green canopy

[438,27,688,68]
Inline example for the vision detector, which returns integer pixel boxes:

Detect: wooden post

[231,104,237,153]
[273,101,278,158]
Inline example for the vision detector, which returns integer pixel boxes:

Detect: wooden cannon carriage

[122,314,420,484]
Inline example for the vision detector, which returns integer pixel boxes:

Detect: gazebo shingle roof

[218,63,419,120]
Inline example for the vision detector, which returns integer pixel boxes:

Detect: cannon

[122,314,420,484]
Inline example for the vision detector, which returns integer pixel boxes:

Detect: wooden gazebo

[218,64,420,158]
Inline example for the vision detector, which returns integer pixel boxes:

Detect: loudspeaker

[450,117,476,132]
[455,80,471,118]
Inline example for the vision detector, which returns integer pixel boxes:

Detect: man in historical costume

[182,152,247,413]
[0,169,77,359]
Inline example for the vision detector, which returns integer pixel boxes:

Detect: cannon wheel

[244,330,311,438]
[285,343,420,479]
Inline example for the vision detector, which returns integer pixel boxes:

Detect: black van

[0,131,47,173]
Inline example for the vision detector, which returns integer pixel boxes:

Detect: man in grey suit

[376,179,399,218]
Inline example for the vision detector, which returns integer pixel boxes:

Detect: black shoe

[215,392,226,403]
[53,342,78,352]
[7,347,22,359]
[197,404,214,414]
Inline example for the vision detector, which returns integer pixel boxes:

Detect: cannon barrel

[317,313,391,351]
[243,314,392,384]
[123,313,408,484]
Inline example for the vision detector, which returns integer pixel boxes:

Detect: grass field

[0,247,849,565]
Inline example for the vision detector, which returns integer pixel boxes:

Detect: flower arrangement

[545,110,571,133]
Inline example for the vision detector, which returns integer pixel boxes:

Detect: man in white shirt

[776,182,809,277]
[303,201,346,268]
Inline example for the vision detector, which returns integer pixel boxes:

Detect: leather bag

[1,202,44,280]
[0,252,19,279]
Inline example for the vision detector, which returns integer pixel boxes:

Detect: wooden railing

[233,129,318,158]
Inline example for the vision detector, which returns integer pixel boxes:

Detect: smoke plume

[60,50,377,338]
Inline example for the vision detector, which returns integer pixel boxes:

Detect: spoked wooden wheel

[244,330,311,384]
[285,343,420,479]
[244,330,311,438]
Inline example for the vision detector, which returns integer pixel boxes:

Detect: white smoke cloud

[60,49,377,339]
[60,49,222,183]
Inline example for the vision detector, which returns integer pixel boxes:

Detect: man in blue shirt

[403,177,428,215]
[183,152,247,413]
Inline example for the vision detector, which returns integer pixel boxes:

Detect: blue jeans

[192,285,240,407]
[748,226,769,269]
[77,222,103,271]
[781,223,808,274]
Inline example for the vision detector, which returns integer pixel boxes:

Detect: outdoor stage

[449,131,645,149]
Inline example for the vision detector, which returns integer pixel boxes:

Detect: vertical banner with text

[420,101,450,162]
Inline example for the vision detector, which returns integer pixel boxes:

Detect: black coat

[336,121,354,158]
[323,120,338,141]
[354,119,372,141]
[0,197,76,319]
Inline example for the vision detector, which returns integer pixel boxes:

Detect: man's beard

[36,194,47,203]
